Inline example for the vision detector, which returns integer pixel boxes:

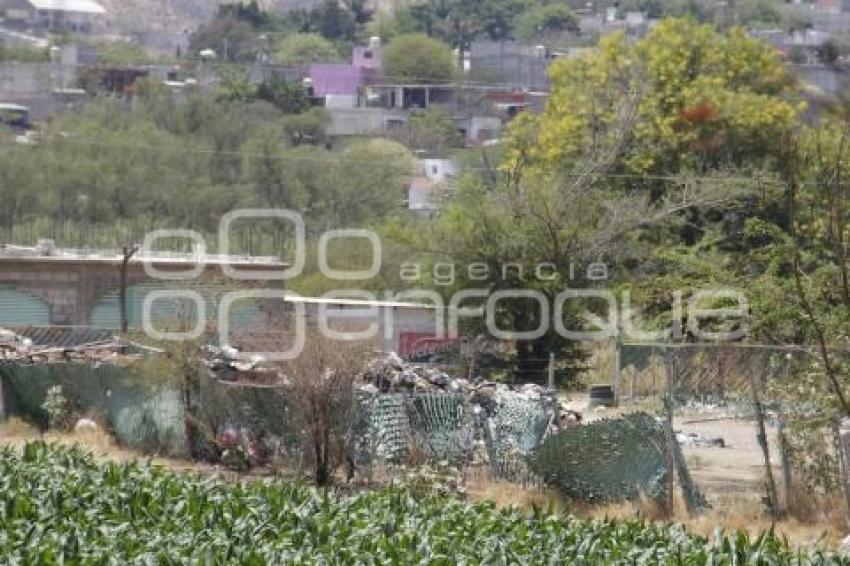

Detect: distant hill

[96,1,322,52]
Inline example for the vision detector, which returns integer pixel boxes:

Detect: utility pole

[119,245,139,335]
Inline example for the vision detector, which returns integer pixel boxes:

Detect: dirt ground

[560,393,849,548]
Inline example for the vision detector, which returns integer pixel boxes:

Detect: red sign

[398,332,458,358]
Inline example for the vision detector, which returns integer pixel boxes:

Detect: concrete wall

[470,41,551,91]
[326,107,408,136]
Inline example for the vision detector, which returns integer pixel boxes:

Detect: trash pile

[357,352,580,434]
[0,327,136,365]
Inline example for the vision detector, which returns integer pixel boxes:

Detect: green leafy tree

[396,109,463,154]
[734,0,781,27]
[255,75,312,114]
[273,33,339,65]
[396,0,531,49]
[309,0,357,42]
[382,33,455,83]
[513,4,578,42]
[189,17,261,62]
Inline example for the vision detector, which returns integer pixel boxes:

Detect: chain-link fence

[615,342,850,521]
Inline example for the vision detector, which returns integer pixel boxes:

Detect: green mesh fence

[367,394,410,463]
[485,396,550,481]
[406,393,474,463]
[359,393,478,465]
[528,412,669,503]
[0,362,186,456]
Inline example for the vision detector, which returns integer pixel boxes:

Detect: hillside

[97,0,319,51]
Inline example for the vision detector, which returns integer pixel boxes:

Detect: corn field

[0,443,845,564]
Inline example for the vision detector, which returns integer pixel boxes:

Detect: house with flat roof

[1,0,105,32]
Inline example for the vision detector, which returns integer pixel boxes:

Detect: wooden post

[611,333,621,405]
[777,413,793,514]
[749,371,781,518]
[0,372,5,422]
[834,419,850,518]
[547,352,555,390]
[663,348,677,517]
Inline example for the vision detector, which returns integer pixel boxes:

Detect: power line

[1,60,552,91]
[16,134,787,185]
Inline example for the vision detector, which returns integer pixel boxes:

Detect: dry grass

[465,475,566,514]
[574,491,844,550]
[0,418,206,473]
[464,473,845,550]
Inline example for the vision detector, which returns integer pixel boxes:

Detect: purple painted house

[309,38,383,99]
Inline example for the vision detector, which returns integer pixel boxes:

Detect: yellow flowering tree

[504,18,800,179]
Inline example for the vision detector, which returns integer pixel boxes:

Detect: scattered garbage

[199,344,282,385]
[73,418,101,434]
[675,431,726,448]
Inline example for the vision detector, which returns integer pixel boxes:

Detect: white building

[2,0,106,33]
[421,158,457,183]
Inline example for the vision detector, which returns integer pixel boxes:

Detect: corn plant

[0,442,844,564]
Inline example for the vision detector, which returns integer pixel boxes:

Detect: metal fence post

[547,352,555,390]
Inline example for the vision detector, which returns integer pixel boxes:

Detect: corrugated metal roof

[284,296,441,309]
[27,0,106,14]
[11,326,116,348]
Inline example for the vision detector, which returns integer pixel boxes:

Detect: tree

[255,75,312,114]
[395,0,531,49]
[384,20,806,383]
[504,19,798,182]
[189,17,261,62]
[309,0,357,42]
[734,0,781,27]
[513,4,578,42]
[280,107,330,146]
[391,83,747,381]
[281,334,369,486]
[382,33,455,83]
[396,108,463,154]
[272,33,340,65]
[217,0,272,28]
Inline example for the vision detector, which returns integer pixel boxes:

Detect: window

[364,50,373,59]
[385,118,405,130]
